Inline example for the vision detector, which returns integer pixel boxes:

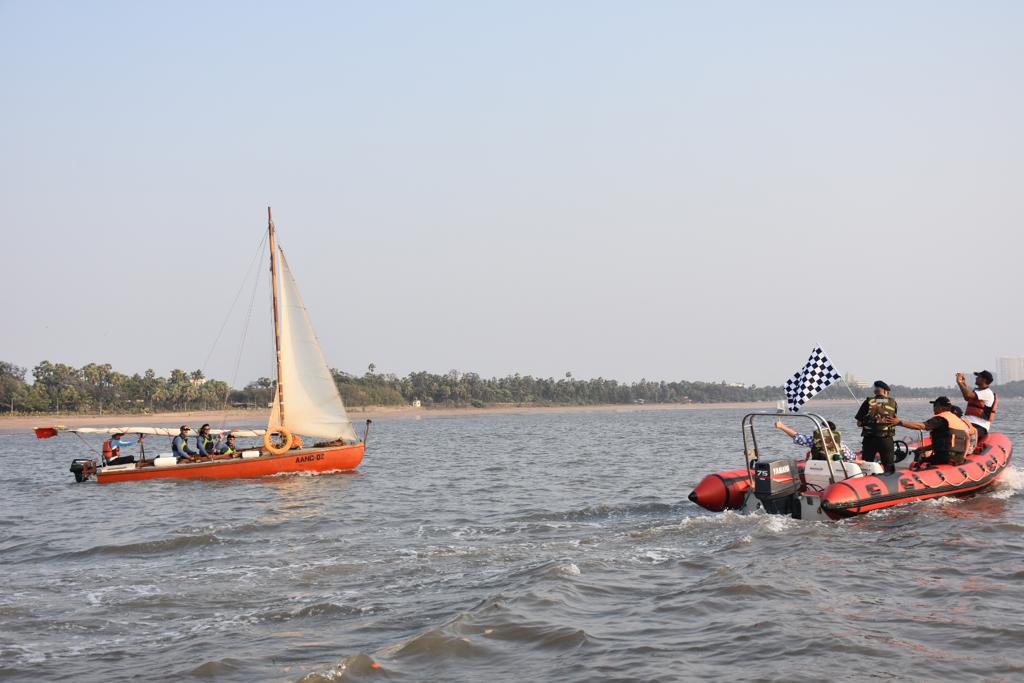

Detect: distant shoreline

[0,398,940,434]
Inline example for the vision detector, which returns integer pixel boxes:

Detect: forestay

[268,248,358,442]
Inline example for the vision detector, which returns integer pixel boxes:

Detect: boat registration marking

[295,453,326,463]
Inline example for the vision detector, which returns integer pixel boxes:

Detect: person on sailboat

[214,433,237,456]
[172,426,197,462]
[102,433,144,466]
[196,424,216,457]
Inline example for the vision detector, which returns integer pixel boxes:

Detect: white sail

[268,247,358,442]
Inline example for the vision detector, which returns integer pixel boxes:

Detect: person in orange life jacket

[102,432,144,466]
[956,370,997,443]
[949,404,980,455]
[889,396,972,467]
[172,425,197,462]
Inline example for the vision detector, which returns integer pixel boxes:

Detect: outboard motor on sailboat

[752,459,800,515]
[69,459,97,483]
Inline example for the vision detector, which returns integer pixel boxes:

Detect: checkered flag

[784,345,841,412]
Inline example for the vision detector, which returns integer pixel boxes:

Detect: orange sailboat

[38,208,368,483]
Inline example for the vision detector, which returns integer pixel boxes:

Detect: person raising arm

[956,370,997,443]
[775,419,856,462]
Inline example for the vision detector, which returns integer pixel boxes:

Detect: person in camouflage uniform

[775,419,856,461]
[855,380,898,474]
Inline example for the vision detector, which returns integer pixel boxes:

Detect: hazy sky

[3,1,1022,388]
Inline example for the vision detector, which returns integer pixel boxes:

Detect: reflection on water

[1,403,1023,682]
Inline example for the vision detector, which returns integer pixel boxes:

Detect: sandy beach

[0,400,887,434]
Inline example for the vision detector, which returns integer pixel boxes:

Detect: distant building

[411,399,422,408]
[844,374,872,389]
[997,357,1024,383]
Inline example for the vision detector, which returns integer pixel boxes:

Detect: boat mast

[268,206,285,425]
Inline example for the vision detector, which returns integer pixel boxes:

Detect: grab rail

[741,412,843,486]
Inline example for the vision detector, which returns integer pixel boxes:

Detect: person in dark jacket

[172,425,197,462]
[214,433,237,456]
[854,380,898,474]
[196,424,216,457]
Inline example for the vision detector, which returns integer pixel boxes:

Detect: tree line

[2,359,1019,415]
[0,361,231,414]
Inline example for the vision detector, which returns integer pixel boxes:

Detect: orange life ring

[264,426,293,455]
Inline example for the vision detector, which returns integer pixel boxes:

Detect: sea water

[2,403,1024,681]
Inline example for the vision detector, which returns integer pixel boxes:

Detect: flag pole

[839,376,860,400]
[815,341,859,400]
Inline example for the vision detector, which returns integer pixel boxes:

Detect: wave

[52,531,231,561]
[515,501,683,524]
[989,465,1024,499]
[299,653,382,681]
[267,468,361,479]
[380,608,591,661]
[186,657,247,677]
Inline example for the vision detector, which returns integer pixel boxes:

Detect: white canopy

[45,426,266,437]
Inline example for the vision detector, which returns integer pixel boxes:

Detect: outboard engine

[752,459,800,515]
[69,459,97,483]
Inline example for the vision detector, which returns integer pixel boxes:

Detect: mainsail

[268,247,358,442]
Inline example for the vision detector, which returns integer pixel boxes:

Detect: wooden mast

[268,206,285,425]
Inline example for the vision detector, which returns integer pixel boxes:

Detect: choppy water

[3,403,1024,682]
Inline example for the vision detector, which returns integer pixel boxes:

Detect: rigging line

[220,244,267,427]
[73,431,100,457]
[839,376,860,401]
[199,232,270,379]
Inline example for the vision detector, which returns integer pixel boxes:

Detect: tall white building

[844,374,872,389]
[997,357,1024,383]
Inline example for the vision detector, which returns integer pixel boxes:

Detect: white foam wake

[990,465,1024,500]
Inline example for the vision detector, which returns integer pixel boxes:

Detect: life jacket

[201,433,215,453]
[965,391,998,425]
[101,439,119,464]
[811,428,843,461]
[862,397,898,437]
[290,435,304,450]
[931,411,971,464]
[963,420,979,456]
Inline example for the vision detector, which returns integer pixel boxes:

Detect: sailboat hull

[94,443,364,484]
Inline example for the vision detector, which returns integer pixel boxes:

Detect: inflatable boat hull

[688,468,753,512]
[820,433,1011,518]
[689,433,1012,519]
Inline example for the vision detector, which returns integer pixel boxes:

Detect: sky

[2,1,1023,388]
